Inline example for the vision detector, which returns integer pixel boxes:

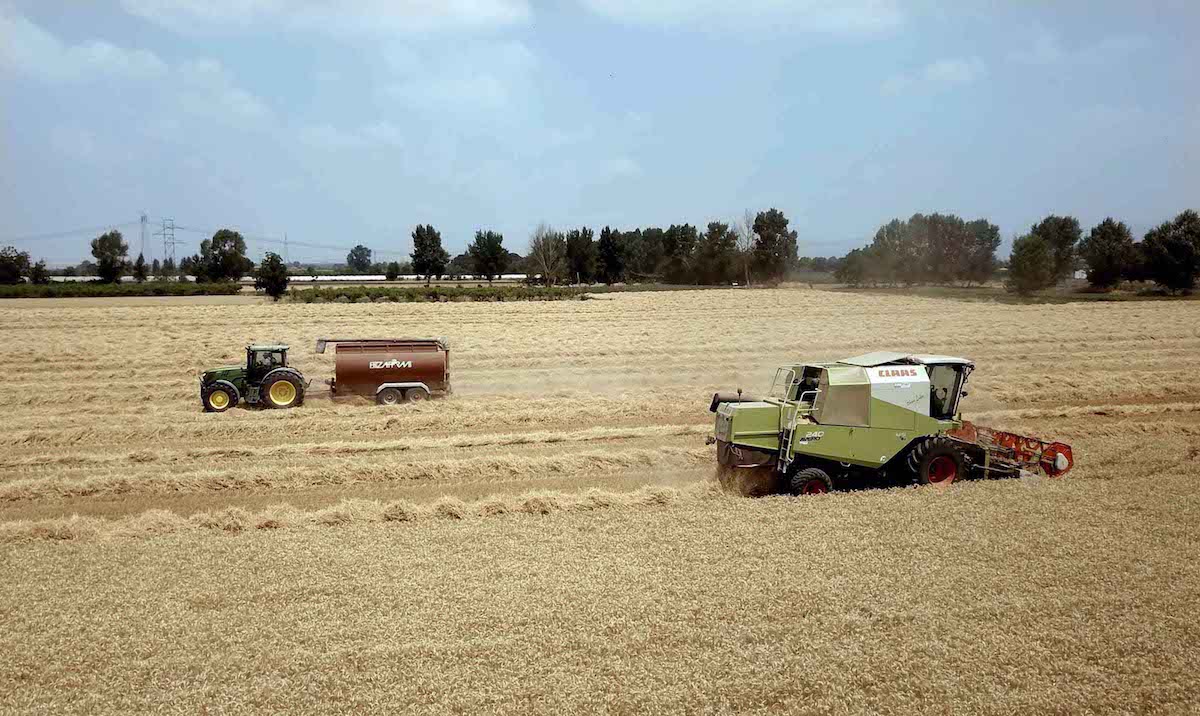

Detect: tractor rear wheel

[202,380,239,413]
[262,372,304,409]
[789,467,833,496]
[908,437,966,485]
[377,387,403,405]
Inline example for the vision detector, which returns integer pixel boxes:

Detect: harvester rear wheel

[202,380,239,413]
[789,467,833,496]
[908,437,965,485]
[262,372,304,409]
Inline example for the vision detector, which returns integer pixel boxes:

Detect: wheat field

[1,288,1198,713]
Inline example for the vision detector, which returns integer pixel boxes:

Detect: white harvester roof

[839,352,973,367]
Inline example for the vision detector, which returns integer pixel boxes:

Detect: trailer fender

[375,382,431,397]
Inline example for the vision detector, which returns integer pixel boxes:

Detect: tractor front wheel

[789,467,833,496]
[202,380,240,413]
[262,373,304,409]
[908,437,966,485]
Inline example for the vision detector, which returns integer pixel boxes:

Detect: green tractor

[200,344,306,412]
[709,352,1073,495]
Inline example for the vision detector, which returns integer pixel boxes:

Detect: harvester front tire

[908,437,965,485]
[202,381,239,413]
[262,372,304,409]
[790,467,833,496]
[377,387,403,406]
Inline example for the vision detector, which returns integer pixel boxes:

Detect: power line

[1,222,140,244]
[161,220,408,259]
[5,215,410,262]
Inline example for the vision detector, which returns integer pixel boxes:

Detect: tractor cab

[246,344,289,384]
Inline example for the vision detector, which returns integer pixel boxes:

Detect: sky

[1,0,1198,265]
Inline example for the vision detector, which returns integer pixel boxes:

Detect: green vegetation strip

[0,282,244,299]
[289,284,589,303]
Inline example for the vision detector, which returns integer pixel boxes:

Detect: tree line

[6,205,1196,297]
[1008,210,1200,295]
[833,209,1200,295]
[407,209,800,286]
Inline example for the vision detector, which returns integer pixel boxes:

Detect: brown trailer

[316,337,450,405]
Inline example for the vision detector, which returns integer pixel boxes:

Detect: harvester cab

[199,344,306,413]
[710,352,1072,496]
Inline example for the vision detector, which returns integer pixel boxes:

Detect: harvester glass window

[768,368,796,400]
[928,365,964,419]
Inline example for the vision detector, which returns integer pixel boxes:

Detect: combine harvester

[708,352,1073,494]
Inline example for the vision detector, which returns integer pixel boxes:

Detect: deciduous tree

[90,230,128,283]
[0,246,31,284]
[597,226,624,284]
[410,224,449,286]
[1005,235,1055,295]
[346,245,373,273]
[1142,210,1200,293]
[202,229,254,282]
[468,230,508,283]
[255,251,290,300]
[29,260,49,285]
[751,209,798,283]
[1078,218,1133,290]
[133,253,148,283]
[565,227,596,284]
[694,221,738,285]
[1029,215,1081,282]
[528,223,566,285]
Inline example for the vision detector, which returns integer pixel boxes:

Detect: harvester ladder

[777,389,819,474]
[777,401,798,473]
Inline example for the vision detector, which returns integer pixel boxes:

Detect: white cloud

[382,40,537,111]
[175,59,272,128]
[603,156,641,179]
[0,10,167,81]
[882,57,985,96]
[1009,25,1148,67]
[1009,24,1064,65]
[297,121,405,151]
[120,0,531,35]
[579,0,902,34]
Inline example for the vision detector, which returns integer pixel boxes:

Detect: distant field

[1,288,1198,712]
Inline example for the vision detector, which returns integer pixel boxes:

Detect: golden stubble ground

[1,288,1198,713]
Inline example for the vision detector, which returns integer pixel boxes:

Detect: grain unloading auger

[708,352,1073,495]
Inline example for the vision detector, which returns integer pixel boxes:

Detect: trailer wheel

[908,437,965,485]
[405,388,427,403]
[202,380,239,413]
[789,467,833,496]
[262,372,304,409]
[377,387,403,405]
